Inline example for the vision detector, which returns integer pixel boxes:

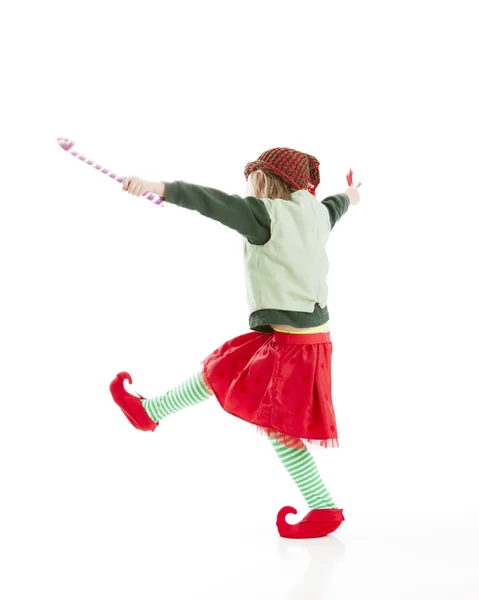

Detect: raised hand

[122,176,152,196]
[345,169,361,205]
[346,168,362,188]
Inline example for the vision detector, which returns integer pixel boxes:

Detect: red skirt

[200,330,338,450]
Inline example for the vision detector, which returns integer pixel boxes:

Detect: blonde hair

[250,169,295,201]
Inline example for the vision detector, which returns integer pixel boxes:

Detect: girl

[109,147,361,539]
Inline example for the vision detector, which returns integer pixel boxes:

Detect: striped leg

[142,372,213,422]
[268,435,337,509]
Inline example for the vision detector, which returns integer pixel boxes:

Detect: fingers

[122,176,146,196]
[134,181,146,196]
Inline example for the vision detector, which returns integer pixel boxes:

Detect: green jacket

[163,181,350,332]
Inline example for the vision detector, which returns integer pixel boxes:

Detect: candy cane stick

[56,137,165,206]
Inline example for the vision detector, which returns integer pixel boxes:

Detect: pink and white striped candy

[56,137,165,206]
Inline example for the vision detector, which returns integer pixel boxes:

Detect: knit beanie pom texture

[244,147,320,196]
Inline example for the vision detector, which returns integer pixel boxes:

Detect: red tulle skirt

[201,329,339,450]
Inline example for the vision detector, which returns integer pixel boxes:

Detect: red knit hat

[244,147,320,196]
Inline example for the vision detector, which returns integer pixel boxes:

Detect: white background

[1,0,478,598]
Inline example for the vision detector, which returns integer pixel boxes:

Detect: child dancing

[109,147,361,538]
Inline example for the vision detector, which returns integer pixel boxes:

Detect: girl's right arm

[321,186,361,230]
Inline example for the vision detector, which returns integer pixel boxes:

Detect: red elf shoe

[276,506,345,539]
[109,371,158,431]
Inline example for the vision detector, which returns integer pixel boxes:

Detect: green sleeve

[321,193,350,230]
[163,180,271,245]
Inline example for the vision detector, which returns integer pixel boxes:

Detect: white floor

[4,501,477,599]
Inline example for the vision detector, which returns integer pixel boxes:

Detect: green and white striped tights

[142,371,337,510]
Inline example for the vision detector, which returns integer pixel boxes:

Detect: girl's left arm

[159,180,271,245]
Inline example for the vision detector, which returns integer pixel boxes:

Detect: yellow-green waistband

[271,321,330,334]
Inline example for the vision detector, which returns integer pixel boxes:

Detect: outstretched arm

[321,193,350,230]
[122,177,271,244]
[154,180,271,245]
[321,186,360,230]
